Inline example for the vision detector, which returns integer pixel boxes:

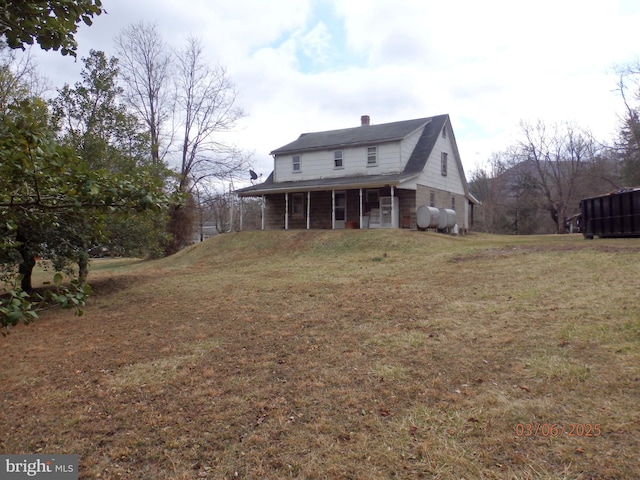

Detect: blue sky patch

[271,0,367,74]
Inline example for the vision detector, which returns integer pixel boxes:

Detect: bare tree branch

[175,36,248,193]
[115,22,174,165]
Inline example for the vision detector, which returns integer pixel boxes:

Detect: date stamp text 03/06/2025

[514,423,601,437]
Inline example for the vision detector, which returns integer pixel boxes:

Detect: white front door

[334,191,346,229]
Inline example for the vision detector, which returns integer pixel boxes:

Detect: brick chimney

[361,115,370,126]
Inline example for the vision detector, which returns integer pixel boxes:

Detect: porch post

[285,192,289,230]
[306,191,311,230]
[261,195,265,230]
[390,185,395,228]
[331,190,335,230]
[359,188,363,229]
[239,196,244,231]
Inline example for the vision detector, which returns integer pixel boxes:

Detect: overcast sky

[28,0,640,181]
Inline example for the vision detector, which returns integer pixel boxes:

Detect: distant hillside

[470,158,623,235]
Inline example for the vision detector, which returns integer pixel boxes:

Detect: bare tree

[114,22,173,165]
[175,36,247,193]
[614,60,640,185]
[115,26,250,254]
[469,152,509,233]
[517,120,597,233]
[0,45,48,108]
[161,37,248,253]
[471,149,551,234]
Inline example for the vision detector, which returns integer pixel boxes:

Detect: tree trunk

[78,251,89,286]
[19,255,35,293]
[16,228,35,293]
[165,203,195,256]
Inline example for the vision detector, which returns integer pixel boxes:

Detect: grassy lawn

[1,230,639,479]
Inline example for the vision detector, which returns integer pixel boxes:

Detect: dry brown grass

[1,230,639,479]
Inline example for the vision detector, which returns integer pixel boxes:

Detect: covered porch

[235,174,419,230]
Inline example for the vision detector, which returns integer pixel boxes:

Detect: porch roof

[235,172,419,196]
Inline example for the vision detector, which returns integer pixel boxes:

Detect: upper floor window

[441,152,448,176]
[334,150,343,168]
[292,155,301,172]
[442,127,447,139]
[367,146,377,165]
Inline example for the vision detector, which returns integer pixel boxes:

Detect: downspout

[261,195,265,230]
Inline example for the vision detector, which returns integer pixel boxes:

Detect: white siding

[400,127,423,164]
[273,126,425,182]
[399,133,466,195]
[274,142,404,182]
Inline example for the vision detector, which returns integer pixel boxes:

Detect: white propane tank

[438,208,456,229]
[416,205,440,229]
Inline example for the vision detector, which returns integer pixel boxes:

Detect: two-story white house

[235,114,478,231]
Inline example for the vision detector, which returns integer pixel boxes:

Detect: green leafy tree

[51,50,148,171]
[0,0,104,57]
[50,50,172,257]
[1,270,91,335]
[0,97,169,290]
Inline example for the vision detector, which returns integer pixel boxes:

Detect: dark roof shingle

[270,116,437,155]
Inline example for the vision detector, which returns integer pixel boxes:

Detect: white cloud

[18,0,640,178]
[297,22,333,67]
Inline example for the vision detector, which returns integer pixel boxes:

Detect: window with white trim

[292,155,301,172]
[451,197,456,210]
[429,191,435,207]
[334,150,343,168]
[367,146,377,165]
[441,152,448,176]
